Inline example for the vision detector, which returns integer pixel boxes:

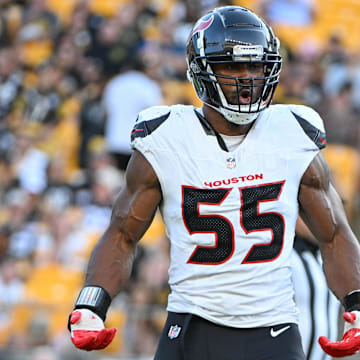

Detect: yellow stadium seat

[323,144,360,219]
[102,308,127,353]
[141,212,166,247]
[24,264,83,306]
[232,0,261,11]
[45,0,79,24]
[88,0,130,17]
[9,303,35,336]
[162,80,203,108]
[5,265,84,341]
[20,39,53,68]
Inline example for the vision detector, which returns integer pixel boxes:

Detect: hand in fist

[319,311,360,357]
[69,308,116,351]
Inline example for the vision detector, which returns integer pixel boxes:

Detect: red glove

[69,308,116,351]
[319,311,360,357]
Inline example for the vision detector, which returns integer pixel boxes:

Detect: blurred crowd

[0,0,359,359]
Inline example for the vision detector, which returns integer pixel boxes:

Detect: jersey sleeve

[288,105,327,150]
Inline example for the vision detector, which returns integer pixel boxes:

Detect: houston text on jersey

[204,173,263,188]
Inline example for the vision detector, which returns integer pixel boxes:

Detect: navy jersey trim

[291,112,327,149]
[131,111,170,141]
[194,110,229,152]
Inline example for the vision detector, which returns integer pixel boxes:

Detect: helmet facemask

[188,47,281,125]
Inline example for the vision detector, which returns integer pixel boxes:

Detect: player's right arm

[68,150,162,351]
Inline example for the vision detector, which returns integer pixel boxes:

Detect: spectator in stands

[85,1,156,78]
[0,257,24,306]
[10,126,49,195]
[321,35,350,98]
[102,52,163,170]
[0,47,22,118]
[316,81,359,148]
[0,257,24,343]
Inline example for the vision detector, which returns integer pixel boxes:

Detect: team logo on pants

[168,325,182,339]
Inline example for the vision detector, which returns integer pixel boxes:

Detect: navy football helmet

[186,6,282,125]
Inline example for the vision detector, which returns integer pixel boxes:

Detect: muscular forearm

[320,224,360,302]
[84,223,137,299]
[77,151,161,301]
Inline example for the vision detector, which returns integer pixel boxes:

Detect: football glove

[319,311,360,357]
[69,308,116,351]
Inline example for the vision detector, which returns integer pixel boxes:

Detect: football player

[68,6,360,359]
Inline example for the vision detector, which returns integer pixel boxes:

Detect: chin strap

[207,103,258,125]
[220,107,258,125]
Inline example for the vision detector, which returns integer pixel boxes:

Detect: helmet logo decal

[191,14,214,35]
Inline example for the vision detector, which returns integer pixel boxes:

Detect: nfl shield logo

[226,157,236,169]
[168,325,182,339]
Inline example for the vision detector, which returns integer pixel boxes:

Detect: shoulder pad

[289,105,327,149]
[131,106,171,141]
[137,106,171,122]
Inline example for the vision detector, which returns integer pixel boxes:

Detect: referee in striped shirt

[292,217,341,360]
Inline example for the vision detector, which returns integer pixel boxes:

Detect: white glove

[69,308,116,351]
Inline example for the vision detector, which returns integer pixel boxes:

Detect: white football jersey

[131,104,326,328]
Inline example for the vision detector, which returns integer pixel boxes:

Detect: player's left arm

[299,152,360,357]
[299,152,360,298]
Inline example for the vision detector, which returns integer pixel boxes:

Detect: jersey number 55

[182,181,285,265]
